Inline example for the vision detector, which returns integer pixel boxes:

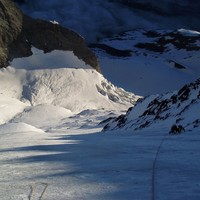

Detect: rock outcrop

[0,0,22,67]
[0,0,100,72]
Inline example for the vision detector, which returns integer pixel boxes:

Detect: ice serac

[0,0,100,72]
[103,78,200,132]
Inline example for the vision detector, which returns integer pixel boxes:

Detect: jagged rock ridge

[0,0,100,72]
[103,78,200,132]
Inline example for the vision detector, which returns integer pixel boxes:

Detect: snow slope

[91,29,200,96]
[3,47,139,113]
[1,118,200,199]
[0,95,28,125]
[103,78,200,132]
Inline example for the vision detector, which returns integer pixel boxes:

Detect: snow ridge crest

[103,78,200,132]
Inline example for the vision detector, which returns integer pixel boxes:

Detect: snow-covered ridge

[103,78,200,132]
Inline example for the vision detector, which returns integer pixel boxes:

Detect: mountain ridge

[103,78,200,132]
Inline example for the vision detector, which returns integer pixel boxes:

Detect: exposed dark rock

[169,124,185,134]
[0,0,22,67]
[135,42,166,53]
[98,117,115,126]
[143,31,161,38]
[135,30,200,53]
[0,0,100,72]
[193,119,200,128]
[115,114,126,128]
[13,0,26,4]
[178,85,190,102]
[89,43,132,57]
[168,60,186,70]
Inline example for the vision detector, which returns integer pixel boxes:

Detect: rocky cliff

[0,0,100,72]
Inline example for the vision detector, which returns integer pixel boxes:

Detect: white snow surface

[0,95,28,125]
[177,28,200,36]
[1,32,200,199]
[1,121,200,199]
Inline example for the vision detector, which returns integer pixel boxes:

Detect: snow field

[94,29,200,96]
[1,126,200,199]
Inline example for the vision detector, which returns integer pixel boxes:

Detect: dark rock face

[89,43,132,57]
[0,0,100,72]
[13,0,26,4]
[0,0,22,67]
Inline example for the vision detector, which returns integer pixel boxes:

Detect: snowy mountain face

[1,1,200,199]
[103,78,200,132]
[0,1,139,129]
[16,0,200,42]
[91,29,200,96]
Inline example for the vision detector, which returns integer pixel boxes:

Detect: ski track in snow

[28,183,48,200]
